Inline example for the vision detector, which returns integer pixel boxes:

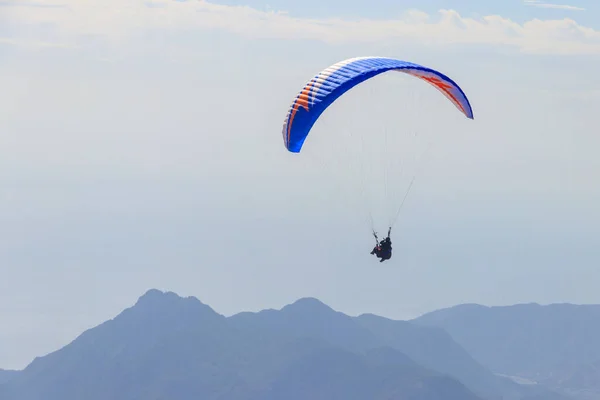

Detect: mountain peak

[132,288,217,315]
[136,288,192,304]
[136,288,173,302]
[282,297,334,314]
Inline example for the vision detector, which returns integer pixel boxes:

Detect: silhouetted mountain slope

[229,297,381,352]
[0,290,483,400]
[413,303,600,395]
[231,299,512,398]
[356,313,511,399]
[230,298,566,400]
[262,346,481,400]
[1,290,253,400]
[354,313,566,400]
[0,369,19,384]
[559,360,600,391]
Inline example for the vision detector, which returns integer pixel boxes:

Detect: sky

[1,0,600,370]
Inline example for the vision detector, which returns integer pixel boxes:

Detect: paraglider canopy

[282,56,474,153]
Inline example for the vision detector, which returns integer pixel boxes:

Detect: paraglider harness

[371,227,392,262]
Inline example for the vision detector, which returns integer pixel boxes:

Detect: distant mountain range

[413,303,600,400]
[0,290,597,400]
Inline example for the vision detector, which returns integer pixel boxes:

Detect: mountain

[264,346,481,400]
[0,369,19,384]
[230,298,508,399]
[355,313,517,400]
[230,299,566,400]
[228,297,381,352]
[555,360,600,400]
[413,303,600,398]
[354,314,567,400]
[1,289,250,400]
[0,289,482,400]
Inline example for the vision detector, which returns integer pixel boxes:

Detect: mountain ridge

[413,302,600,399]
[1,289,485,400]
[0,289,585,400]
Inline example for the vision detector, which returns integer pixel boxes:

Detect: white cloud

[1,0,600,55]
[524,0,585,11]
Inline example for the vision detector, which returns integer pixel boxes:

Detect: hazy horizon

[2,0,599,370]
